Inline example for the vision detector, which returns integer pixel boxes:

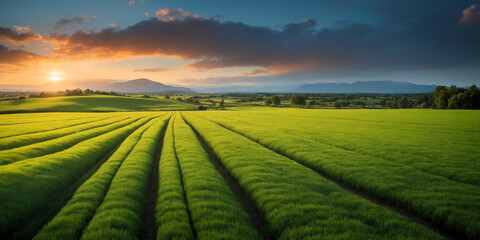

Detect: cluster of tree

[185,96,201,104]
[432,85,480,109]
[385,96,429,109]
[265,95,281,106]
[289,95,306,106]
[334,100,346,109]
[142,95,159,99]
[236,96,264,102]
[0,96,26,101]
[65,88,91,96]
[28,89,118,98]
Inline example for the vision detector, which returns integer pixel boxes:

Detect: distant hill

[0,95,198,112]
[109,78,194,93]
[0,78,195,94]
[290,81,437,93]
[193,84,302,93]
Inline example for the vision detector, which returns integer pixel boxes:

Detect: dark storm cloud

[0,27,41,43]
[49,8,480,74]
[0,44,42,65]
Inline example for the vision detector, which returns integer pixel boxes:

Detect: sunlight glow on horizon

[48,71,64,82]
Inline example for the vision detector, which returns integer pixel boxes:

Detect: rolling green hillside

[0,95,197,112]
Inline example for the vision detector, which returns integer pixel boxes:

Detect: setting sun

[48,71,64,82]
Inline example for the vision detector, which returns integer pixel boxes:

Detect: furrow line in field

[0,115,101,126]
[171,114,198,239]
[0,115,134,151]
[9,142,122,240]
[140,114,171,240]
[0,116,142,165]
[182,113,444,240]
[155,115,195,240]
[79,116,169,239]
[182,113,274,240]
[220,115,479,187]
[299,134,480,187]
[0,115,112,139]
[202,117,458,240]
[0,115,157,238]
[32,116,162,240]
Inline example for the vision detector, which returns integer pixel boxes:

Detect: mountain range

[289,81,437,93]
[0,78,194,94]
[193,81,437,93]
[0,79,438,94]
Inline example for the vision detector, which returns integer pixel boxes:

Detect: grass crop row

[201,109,480,186]
[174,115,260,240]
[0,115,157,237]
[79,115,170,240]
[8,144,120,240]
[0,112,102,126]
[195,112,480,239]
[32,116,162,240]
[182,113,441,240]
[155,115,195,240]
[0,115,146,165]
[0,115,133,150]
[0,113,118,138]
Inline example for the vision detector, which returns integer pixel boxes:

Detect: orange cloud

[13,25,31,33]
[155,8,200,21]
[241,67,271,76]
[132,67,174,72]
[0,44,44,66]
[0,27,42,43]
[459,4,480,25]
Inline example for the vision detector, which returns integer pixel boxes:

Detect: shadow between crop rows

[198,116,458,240]
[182,113,275,240]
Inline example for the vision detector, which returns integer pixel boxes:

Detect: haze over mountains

[0,78,195,94]
[290,81,437,94]
[0,79,438,94]
[193,81,437,93]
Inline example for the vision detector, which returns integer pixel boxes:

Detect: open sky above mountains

[0,0,479,87]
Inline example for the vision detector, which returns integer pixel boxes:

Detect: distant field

[0,94,389,113]
[0,95,198,112]
[0,109,478,239]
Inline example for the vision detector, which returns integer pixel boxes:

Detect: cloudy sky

[0,0,479,87]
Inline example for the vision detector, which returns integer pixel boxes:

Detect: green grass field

[0,95,198,112]
[0,102,478,239]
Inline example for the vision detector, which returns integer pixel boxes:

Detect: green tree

[432,86,449,109]
[271,95,281,106]
[334,100,345,109]
[397,97,410,109]
[378,98,386,106]
[289,95,306,107]
[468,85,480,109]
[265,98,272,105]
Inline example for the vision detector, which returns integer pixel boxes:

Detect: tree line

[262,84,480,109]
[432,85,480,109]
[28,89,118,98]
